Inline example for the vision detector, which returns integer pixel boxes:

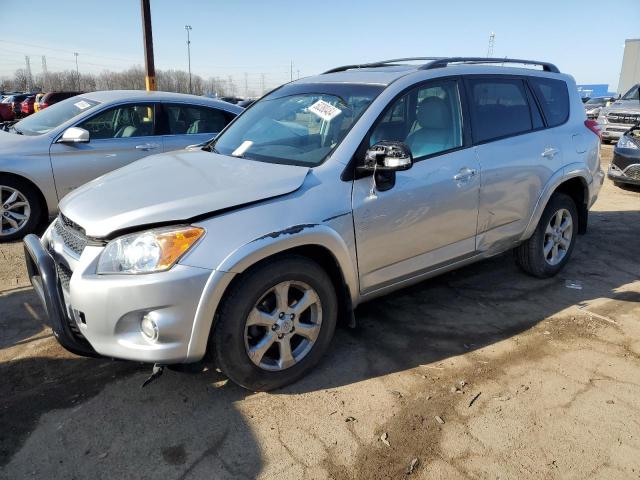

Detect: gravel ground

[1,145,639,479]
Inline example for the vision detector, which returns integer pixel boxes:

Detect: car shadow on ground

[1,208,638,476]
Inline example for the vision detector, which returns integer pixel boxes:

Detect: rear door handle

[541,147,558,159]
[453,167,477,182]
[135,143,160,151]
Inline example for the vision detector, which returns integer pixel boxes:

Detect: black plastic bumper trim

[23,234,101,358]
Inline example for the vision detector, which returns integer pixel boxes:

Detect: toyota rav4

[24,57,604,391]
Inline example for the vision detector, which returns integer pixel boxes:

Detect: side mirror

[58,127,90,143]
[359,141,413,172]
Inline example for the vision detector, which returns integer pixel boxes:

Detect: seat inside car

[405,96,454,157]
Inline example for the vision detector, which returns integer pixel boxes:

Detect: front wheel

[212,255,338,391]
[0,177,43,242]
[515,193,578,278]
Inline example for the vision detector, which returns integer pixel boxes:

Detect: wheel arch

[521,170,591,241]
[186,224,359,361]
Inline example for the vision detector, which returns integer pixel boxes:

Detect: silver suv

[24,57,604,391]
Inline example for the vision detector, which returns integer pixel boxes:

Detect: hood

[59,149,310,238]
[604,99,640,113]
[0,128,38,149]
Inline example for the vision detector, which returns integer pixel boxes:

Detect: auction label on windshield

[308,100,342,122]
[74,100,92,110]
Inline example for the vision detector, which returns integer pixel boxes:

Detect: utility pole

[296,69,300,80]
[24,56,32,91]
[487,32,495,57]
[41,56,48,91]
[140,0,156,91]
[74,52,80,90]
[290,60,293,82]
[260,73,265,95]
[185,25,192,94]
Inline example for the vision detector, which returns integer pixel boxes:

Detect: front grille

[54,214,88,256]
[56,262,72,291]
[607,112,640,125]
[624,164,640,181]
[53,261,85,340]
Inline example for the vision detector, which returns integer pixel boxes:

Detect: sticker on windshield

[74,100,92,110]
[232,140,253,157]
[308,100,342,122]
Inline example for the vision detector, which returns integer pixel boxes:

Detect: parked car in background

[608,125,640,187]
[219,96,244,104]
[20,95,36,116]
[0,90,242,240]
[584,96,616,119]
[23,57,603,391]
[33,93,45,112]
[0,96,16,121]
[2,93,30,118]
[597,83,640,143]
[37,91,84,111]
[237,98,257,108]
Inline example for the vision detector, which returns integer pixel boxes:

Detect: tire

[0,176,43,242]
[515,192,578,278]
[212,255,338,391]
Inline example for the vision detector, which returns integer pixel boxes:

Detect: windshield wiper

[10,125,23,135]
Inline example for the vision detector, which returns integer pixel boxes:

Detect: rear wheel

[515,193,578,278]
[212,256,337,391]
[0,177,42,242]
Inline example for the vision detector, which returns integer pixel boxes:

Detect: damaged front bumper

[23,230,214,364]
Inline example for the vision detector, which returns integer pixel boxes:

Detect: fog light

[140,314,159,342]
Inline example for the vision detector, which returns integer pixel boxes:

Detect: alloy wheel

[0,185,31,237]
[244,280,322,371]
[543,208,573,266]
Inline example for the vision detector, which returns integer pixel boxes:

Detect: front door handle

[541,147,559,159]
[135,143,160,151]
[453,167,477,182]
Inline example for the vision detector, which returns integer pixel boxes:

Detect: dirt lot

[1,145,639,479]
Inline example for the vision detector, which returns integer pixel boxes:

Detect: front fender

[219,222,359,303]
[185,220,359,361]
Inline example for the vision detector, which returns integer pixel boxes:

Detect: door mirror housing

[359,141,413,172]
[59,127,90,143]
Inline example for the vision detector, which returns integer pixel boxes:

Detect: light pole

[185,25,192,94]
[74,52,80,90]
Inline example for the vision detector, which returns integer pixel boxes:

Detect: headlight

[97,226,204,274]
[617,135,639,150]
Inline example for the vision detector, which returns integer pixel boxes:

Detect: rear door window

[528,77,570,127]
[163,104,235,135]
[466,77,533,143]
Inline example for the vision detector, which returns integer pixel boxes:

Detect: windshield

[212,83,383,166]
[13,96,100,135]
[621,85,639,101]
[585,98,605,105]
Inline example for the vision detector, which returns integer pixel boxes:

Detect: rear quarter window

[528,77,569,127]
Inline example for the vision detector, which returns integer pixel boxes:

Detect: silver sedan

[0,90,242,240]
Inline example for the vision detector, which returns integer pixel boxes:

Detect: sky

[0,0,638,95]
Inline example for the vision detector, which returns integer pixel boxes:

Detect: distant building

[576,84,611,99]
[618,38,640,94]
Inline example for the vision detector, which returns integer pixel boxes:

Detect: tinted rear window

[529,78,569,127]
[467,78,533,143]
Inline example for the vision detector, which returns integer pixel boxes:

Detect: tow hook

[141,363,165,388]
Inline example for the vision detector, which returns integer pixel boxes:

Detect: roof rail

[323,57,444,74]
[420,57,560,73]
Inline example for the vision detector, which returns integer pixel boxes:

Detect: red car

[0,100,14,121]
[20,96,36,116]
